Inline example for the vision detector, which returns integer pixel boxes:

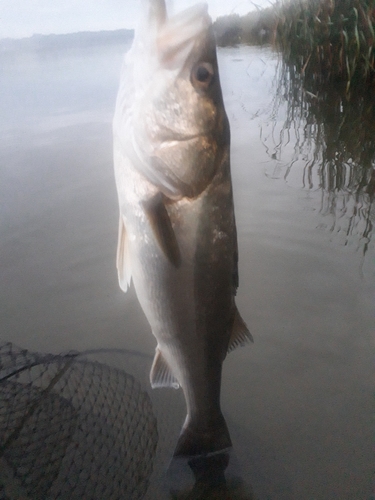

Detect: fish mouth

[157,3,211,70]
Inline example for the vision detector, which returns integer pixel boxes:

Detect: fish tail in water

[173,413,232,458]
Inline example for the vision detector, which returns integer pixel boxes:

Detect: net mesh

[0,342,159,500]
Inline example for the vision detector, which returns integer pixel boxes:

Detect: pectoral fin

[142,193,181,267]
[227,308,253,353]
[150,347,180,389]
[116,215,132,292]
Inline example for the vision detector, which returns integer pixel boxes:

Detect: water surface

[0,41,373,499]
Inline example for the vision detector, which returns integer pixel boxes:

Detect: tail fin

[173,413,232,458]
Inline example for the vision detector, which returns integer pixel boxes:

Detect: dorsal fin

[150,0,167,27]
[150,347,180,389]
[157,3,209,70]
[139,0,166,33]
[116,215,132,292]
[142,193,181,267]
[227,308,253,353]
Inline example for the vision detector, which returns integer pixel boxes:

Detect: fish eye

[191,62,214,89]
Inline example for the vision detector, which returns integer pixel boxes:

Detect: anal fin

[142,193,181,267]
[227,308,253,353]
[150,347,180,389]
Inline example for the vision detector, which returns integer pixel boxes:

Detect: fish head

[152,3,224,138]
[115,1,230,199]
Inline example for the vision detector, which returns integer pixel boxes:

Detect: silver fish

[113,0,252,457]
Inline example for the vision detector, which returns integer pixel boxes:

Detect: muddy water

[0,42,373,499]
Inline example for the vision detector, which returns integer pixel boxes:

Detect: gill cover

[113,0,223,200]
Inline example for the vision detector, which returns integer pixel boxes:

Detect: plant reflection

[262,57,374,255]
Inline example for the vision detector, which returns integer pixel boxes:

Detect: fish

[113,0,253,457]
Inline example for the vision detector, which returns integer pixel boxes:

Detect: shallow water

[0,41,373,499]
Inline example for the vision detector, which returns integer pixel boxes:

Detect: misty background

[0,0,271,39]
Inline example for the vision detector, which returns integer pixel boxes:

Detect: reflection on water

[168,453,254,500]
[261,58,374,259]
[0,41,373,499]
[0,42,128,133]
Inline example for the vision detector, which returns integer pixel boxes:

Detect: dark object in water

[169,451,254,499]
[0,342,158,500]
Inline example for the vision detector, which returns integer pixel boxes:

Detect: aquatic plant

[262,0,375,255]
[214,1,374,252]
[275,0,375,91]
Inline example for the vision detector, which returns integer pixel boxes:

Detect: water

[0,40,373,499]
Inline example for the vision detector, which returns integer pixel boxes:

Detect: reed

[214,1,375,251]
[270,1,375,254]
[273,0,375,207]
[275,0,375,91]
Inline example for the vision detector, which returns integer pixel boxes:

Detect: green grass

[273,0,375,202]
[214,0,375,90]
[275,0,375,91]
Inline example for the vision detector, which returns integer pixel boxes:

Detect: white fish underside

[113,0,252,457]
